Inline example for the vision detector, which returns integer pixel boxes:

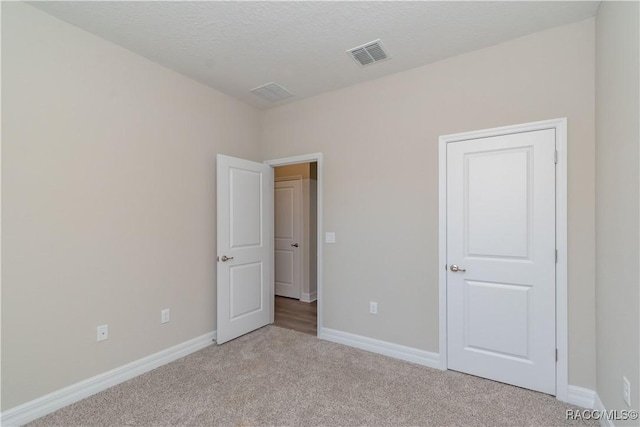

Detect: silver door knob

[291,243,299,247]
[450,264,466,272]
[220,255,234,262]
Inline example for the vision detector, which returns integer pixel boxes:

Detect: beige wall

[1,2,261,410]
[262,19,597,388]
[595,1,640,420]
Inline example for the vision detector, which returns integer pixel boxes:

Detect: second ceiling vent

[250,82,294,103]
[347,39,391,67]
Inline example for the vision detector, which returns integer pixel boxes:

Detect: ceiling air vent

[250,82,294,103]
[347,39,391,67]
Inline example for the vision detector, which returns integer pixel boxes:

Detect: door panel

[230,168,263,248]
[217,155,273,344]
[447,129,556,394]
[275,187,294,238]
[275,250,294,284]
[465,280,531,358]
[466,148,531,258]
[229,262,263,320]
[274,180,302,299]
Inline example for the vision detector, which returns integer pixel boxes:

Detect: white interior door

[274,180,302,299]
[446,129,556,394]
[216,154,273,345]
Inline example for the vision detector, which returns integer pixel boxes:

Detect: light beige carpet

[28,326,596,426]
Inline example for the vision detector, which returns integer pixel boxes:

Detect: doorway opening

[272,162,318,335]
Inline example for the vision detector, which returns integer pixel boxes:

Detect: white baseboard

[300,291,317,303]
[0,327,609,427]
[319,327,440,369]
[564,387,622,427]
[321,328,602,414]
[1,331,216,427]
[566,385,596,409]
[593,393,615,427]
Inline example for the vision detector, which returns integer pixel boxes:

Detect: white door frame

[438,118,568,402]
[265,153,323,335]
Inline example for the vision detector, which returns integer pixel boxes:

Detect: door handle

[450,264,466,272]
[291,243,299,247]
[220,255,234,262]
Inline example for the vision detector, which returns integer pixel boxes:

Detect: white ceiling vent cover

[250,82,294,103]
[347,39,391,67]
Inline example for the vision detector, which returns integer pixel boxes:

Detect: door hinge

[555,249,558,263]
[554,150,558,164]
[555,349,558,362]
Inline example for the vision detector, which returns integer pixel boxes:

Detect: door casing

[438,118,568,402]
[265,153,323,335]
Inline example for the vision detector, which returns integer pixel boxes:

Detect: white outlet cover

[325,232,336,243]
[161,309,170,324]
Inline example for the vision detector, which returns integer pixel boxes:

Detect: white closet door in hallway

[274,179,303,299]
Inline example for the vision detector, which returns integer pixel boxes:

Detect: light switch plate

[325,232,336,243]
[97,324,108,342]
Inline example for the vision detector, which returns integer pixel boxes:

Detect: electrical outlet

[97,324,108,342]
[369,302,378,314]
[623,376,631,406]
[161,309,170,324]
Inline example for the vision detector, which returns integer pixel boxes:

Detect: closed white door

[274,180,302,299]
[216,154,273,345]
[446,129,556,394]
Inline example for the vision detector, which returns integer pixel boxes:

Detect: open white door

[216,154,273,345]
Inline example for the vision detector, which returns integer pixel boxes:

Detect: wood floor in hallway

[274,296,317,335]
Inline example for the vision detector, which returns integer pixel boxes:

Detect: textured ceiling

[29,1,600,109]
